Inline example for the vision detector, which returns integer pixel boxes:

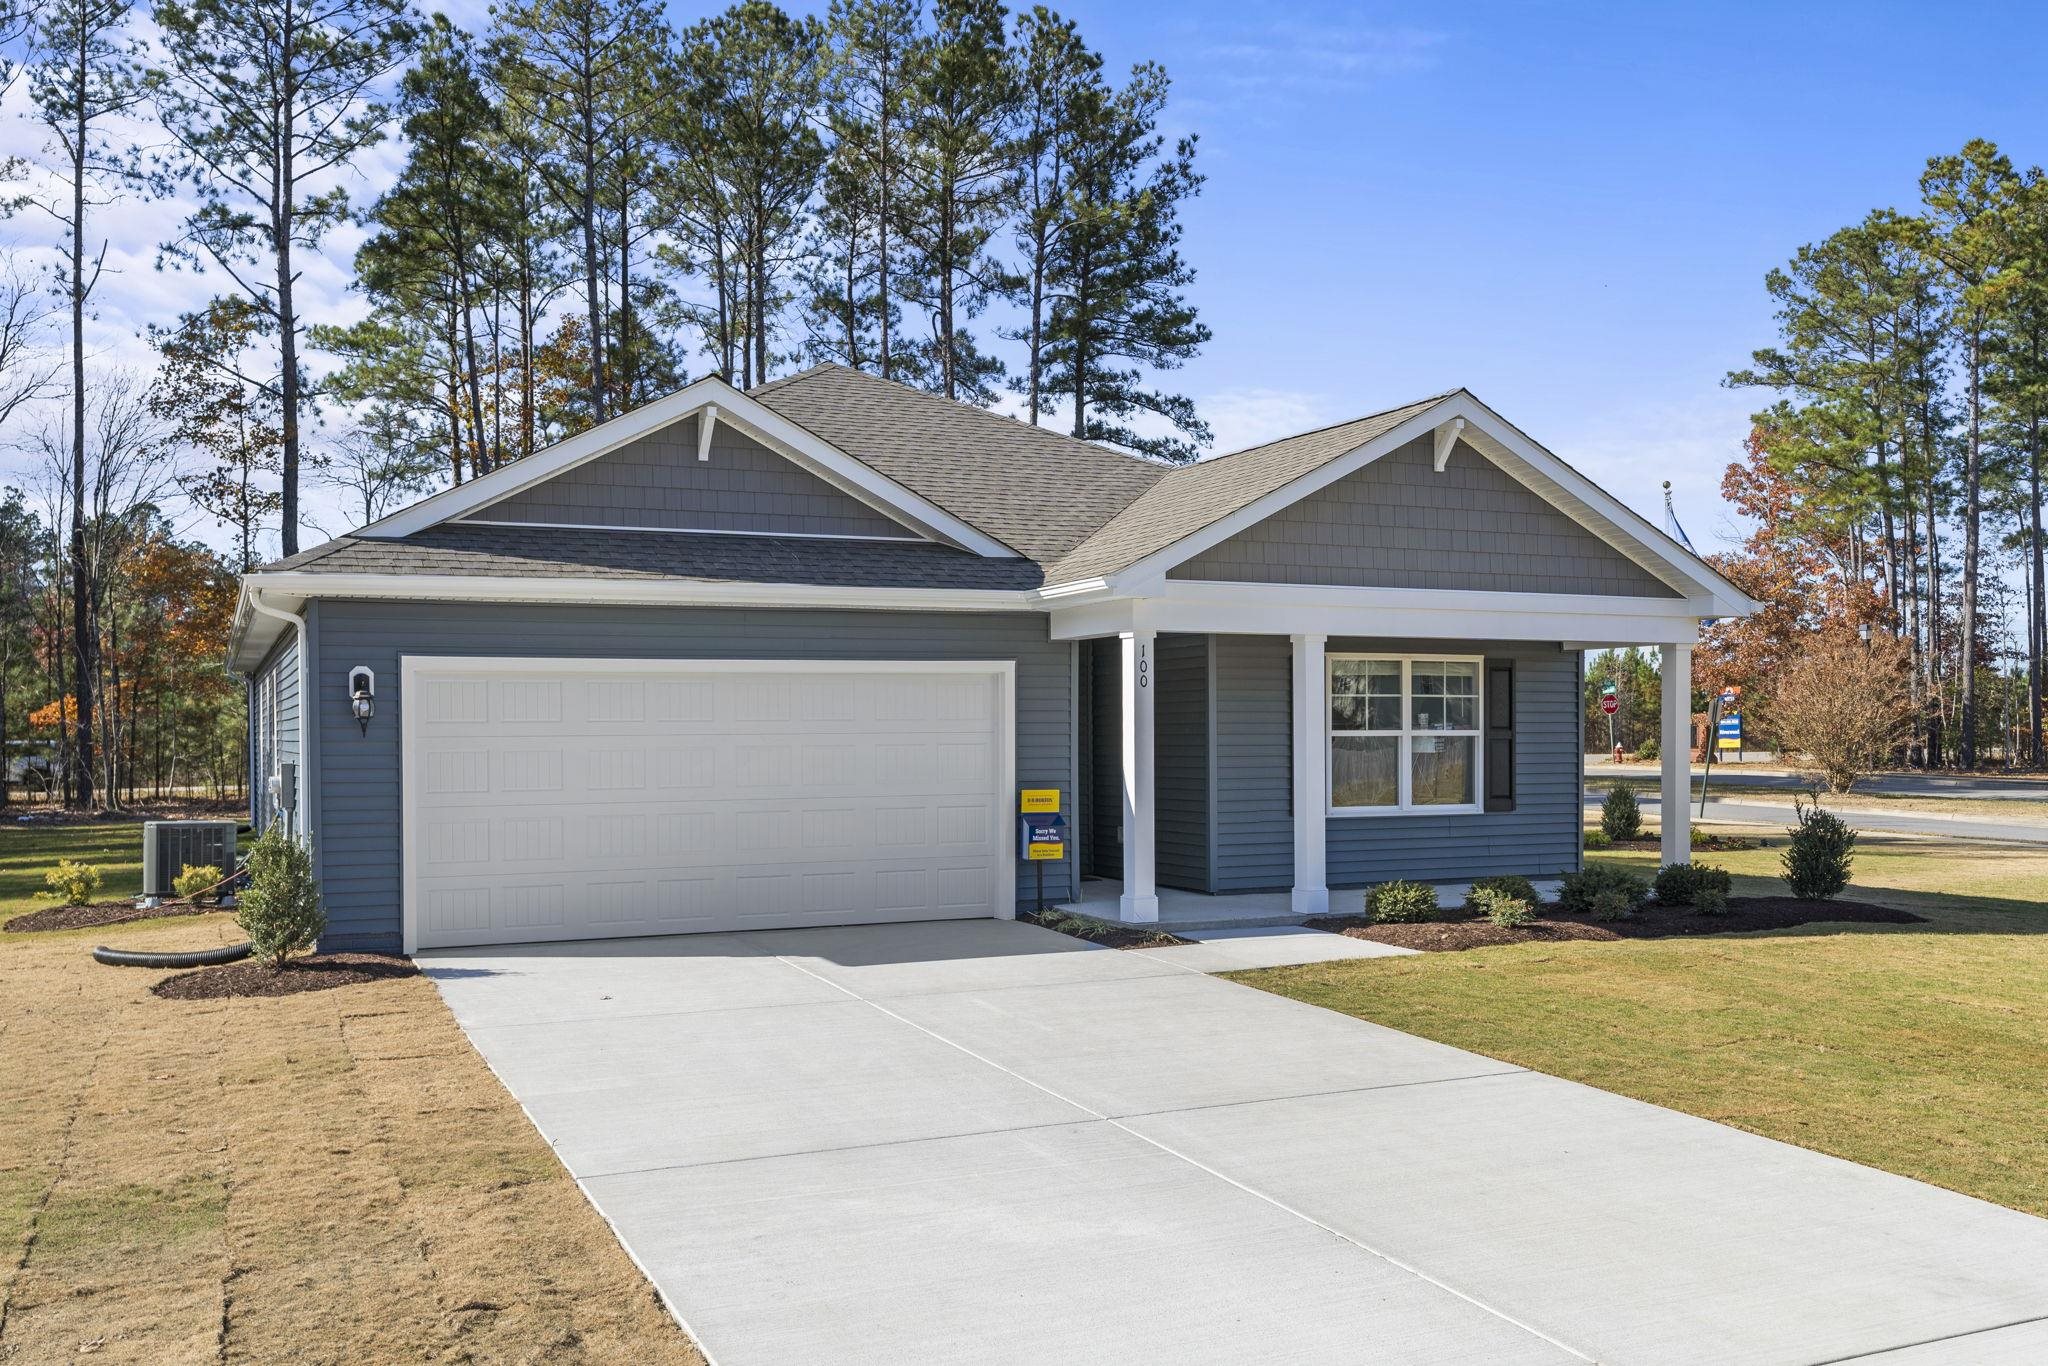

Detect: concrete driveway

[423,920,2048,1366]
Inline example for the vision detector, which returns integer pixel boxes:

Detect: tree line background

[0,0,1211,809]
[1586,140,2048,775]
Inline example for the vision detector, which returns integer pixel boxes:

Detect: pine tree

[1041,61,1210,461]
[1008,6,1100,423]
[896,0,1020,403]
[148,297,282,571]
[1919,141,2021,768]
[24,0,147,808]
[150,0,415,560]
[820,0,923,383]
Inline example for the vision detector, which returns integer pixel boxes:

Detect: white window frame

[1327,652,1485,817]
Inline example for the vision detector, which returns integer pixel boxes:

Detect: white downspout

[245,590,311,845]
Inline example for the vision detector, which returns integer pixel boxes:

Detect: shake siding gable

[1168,435,1681,598]
[307,601,1074,952]
[460,415,920,540]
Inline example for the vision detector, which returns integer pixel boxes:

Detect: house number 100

[1137,645,1149,688]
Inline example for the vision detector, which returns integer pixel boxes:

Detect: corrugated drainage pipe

[93,942,252,969]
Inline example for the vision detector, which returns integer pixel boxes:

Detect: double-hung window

[1328,655,1482,813]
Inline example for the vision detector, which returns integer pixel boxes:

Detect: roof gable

[356,374,1015,557]
[1169,432,1681,599]
[459,413,924,540]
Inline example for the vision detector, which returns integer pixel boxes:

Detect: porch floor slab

[1060,878,1563,929]
[1148,925,1419,971]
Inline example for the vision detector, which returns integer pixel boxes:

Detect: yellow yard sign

[1026,842,1064,861]
[1019,788,1060,813]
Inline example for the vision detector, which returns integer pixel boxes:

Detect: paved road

[428,919,2048,1365]
[1587,763,2048,802]
[1590,792,2048,844]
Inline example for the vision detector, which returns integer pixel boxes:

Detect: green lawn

[0,822,151,912]
[1238,831,2048,1217]
[1589,776,2048,822]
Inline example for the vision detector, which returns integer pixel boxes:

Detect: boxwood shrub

[1367,880,1441,924]
[1652,862,1732,907]
[1558,863,1649,916]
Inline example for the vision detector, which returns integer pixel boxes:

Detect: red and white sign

[1600,695,1619,716]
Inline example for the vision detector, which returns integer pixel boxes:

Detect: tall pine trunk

[2031,413,2045,767]
[1959,330,1982,768]
[68,92,94,809]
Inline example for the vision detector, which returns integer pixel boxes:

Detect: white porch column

[1118,628,1159,923]
[1290,633,1329,916]
[1660,642,1692,865]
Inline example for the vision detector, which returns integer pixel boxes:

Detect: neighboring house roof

[268,522,1047,591]
[1043,394,1451,585]
[749,364,1166,564]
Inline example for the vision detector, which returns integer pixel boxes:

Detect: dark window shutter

[1484,659,1515,812]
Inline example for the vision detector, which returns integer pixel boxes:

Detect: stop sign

[1600,695,1619,716]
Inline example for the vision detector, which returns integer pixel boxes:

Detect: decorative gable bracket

[1432,417,1466,473]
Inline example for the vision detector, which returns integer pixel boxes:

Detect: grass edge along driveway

[1237,832,2048,1220]
[0,822,702,1364]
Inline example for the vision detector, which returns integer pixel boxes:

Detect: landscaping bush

[1783,798,1856,901]
[42,858,104,907]
[1589,888,1634,921]
[1653,862,1732,907]
[173,863,225,902]
[1689,826,1712,850]
[237,826,325,967]
[1558,863,1648,916]
[1599,785,1643,841]
[1467,874,1541,908]
[1367,880,1441,924]
[1468,885,1536,928]
[1583,828,1612,850]
[1694,887,1729,916]
[1634,737,1659,762]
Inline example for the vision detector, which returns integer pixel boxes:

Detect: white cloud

[1552,388,1759,557]
[1196,386,1339,456]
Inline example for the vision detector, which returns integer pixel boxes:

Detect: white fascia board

[353,376,1017,559]
[1050,581,1706,645]
[1098,390,1757,618]
[226,580,311,673]
[236,570,1040,617]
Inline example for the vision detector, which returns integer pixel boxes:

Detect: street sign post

[1599,682,1619,759]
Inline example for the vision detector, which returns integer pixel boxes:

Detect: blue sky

[1015,1,2048,551]
[4,1,2043,559]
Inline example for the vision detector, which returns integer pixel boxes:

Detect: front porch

[1064,624,1696,926]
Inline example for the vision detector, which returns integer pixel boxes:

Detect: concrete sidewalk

[425,920,2048,1366]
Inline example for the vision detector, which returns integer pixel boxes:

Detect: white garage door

[402,658,1013,950]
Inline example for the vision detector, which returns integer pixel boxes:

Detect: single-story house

[227,364,1755,953]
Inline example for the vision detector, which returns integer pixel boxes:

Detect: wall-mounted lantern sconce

[348,666,376,735]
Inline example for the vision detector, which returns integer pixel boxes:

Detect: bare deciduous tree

[1767,627,1917,792]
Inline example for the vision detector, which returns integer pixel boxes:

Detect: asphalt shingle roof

[748,364,1167,564]
[267,522,1046,591]
[257,366,1463,592]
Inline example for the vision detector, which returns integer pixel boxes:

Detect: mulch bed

[151,953,419,1000]
[1310,897,1924,953]
[1021,909,1192,949]
[1601,834,1763,852]
[4,899,220,934]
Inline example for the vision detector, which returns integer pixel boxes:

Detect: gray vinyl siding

[1154,633,1209,893]
[1208,635,1581,891]
[308,601,1074,952]
[1324,638,1582,886]
[1170,435,1680,599]
[461,415,919,540]
[250,631,300,834]
[1211,635,1294,892]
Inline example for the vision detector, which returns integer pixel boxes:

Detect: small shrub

[1368,880,1441,924]
[42,859,104,907]
[1467,874,1541,908]
[173,863,225,901]
[1583,828,1612,850]
[1694,887,1729,916]
[1690,826,1711,850]
[1589,888,1634,921]
[1783,798,1856,901]
[1653,862,1732,907]
[1635,737,1660,762]
[237,826,325,967]
[1468,885,1536,928]
[1558,863,1649,916]
[1600,786,1643,841]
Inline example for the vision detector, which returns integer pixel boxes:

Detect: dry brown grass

[0,912,703,1364]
